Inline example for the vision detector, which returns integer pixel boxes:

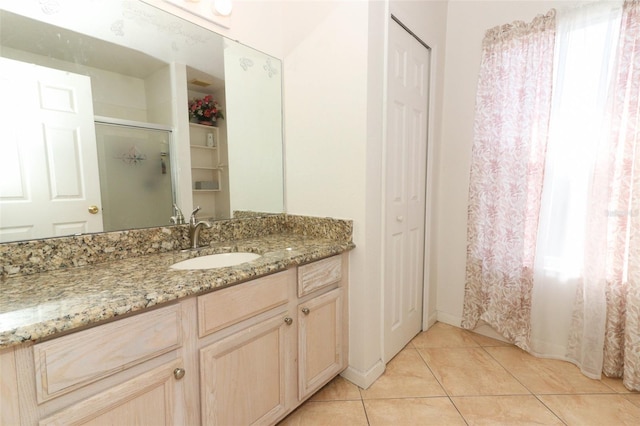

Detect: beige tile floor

[278,322,640,425]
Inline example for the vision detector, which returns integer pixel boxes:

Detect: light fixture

[212,0,233,17]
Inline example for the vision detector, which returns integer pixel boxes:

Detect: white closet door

[383,19,431,361]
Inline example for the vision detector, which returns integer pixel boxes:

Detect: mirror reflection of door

[94,122,173,232]
[0,58,103,243]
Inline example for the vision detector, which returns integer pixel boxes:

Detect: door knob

[396,216,404,222]
[301,307,310,315]
[173,368,186,380]
[88,205,99,214]
[284,317,293,325]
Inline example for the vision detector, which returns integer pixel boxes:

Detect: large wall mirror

[0,0,284,243]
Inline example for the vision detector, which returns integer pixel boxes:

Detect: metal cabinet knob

[301,307,310,315]
[284,317,293,325]
[88,205,99,214]
[173,367,186,380]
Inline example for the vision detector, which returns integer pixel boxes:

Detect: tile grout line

[357,386,372,425]
[478,340,568,425]
[414,345,470,425]
[532,394,569,425]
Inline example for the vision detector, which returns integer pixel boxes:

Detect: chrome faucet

[170,203,185,225]
[189,206,212,249]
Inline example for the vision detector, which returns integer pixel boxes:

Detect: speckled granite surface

[0,214,351,278]
[0,215,354,349]
[0,235,353,349]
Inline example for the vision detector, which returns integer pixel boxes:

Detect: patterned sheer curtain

[574,0,640,390]
[532,0,623,380]
[461,11,556,350]
[463,0,640,391]
[532,0,640,390]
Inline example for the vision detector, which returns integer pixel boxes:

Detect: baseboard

[435,312,510,343]
[341,359,386,390]
[471,321,510,343]
[425,312,438,330]
[435,311,461,327]
[424,310,438,330]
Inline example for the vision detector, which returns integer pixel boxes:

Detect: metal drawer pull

[284,317,293,325]
[173,368,186,380]
[301,307,310,315]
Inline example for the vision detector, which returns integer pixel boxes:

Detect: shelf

[188,120,223,216]
[191,166,221,171]
[189,122,219,130]
[190,145,217,150]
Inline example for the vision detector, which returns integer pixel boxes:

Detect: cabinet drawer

[39,358,182,426]
[198,269,292,338]
[33,304,182,403]
[297,255,342,297]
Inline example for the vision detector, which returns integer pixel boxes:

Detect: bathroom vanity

[0,216,353,425]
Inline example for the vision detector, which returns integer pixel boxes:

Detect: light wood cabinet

[297,254,342,297]
[39,359,183,426]
[33,305,182,403]
[3,304,192,426]
[2,253,349,426]
[197,270,290,338]
[198,254,349,425]
[0,347,20,425]
[298,287,345,401]
[200,313,295,425]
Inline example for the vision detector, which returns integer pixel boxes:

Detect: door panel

[0,58,102,242]
[384,19,430,361]
[298,288,344,400]
[200,314,292,425]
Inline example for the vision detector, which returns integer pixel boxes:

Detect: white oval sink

[170,252,261,270]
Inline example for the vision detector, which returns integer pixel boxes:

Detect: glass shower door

[95,122,174,232]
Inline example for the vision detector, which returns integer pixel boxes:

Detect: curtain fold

[601,0,640,390]
[463,0,640,391]
[564,0,640,390]
[533,0,623,380]
[461,10,556,350]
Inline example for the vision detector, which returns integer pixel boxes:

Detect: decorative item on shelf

[189,95,224,127]
[195,181,219,190]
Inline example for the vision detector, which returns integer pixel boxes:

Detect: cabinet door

[39,359,184,426]
[298,288,344,400]
[200,313,295,426]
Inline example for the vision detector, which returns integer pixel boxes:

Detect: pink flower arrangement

[189,95,224,123]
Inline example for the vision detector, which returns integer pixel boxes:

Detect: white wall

[282,0,376,386]
[282,0,448,387]
[145,66,173,125]
[0,46,149,121]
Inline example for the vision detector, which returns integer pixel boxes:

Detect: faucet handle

[172,204,185,224]
[191,206,201,218]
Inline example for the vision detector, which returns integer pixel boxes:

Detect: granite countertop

[0,233,354,349]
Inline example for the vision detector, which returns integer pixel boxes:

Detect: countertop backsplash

[0,214,353,278]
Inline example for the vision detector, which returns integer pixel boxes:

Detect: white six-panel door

[0,58,102,242]
[383,19,431,361]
